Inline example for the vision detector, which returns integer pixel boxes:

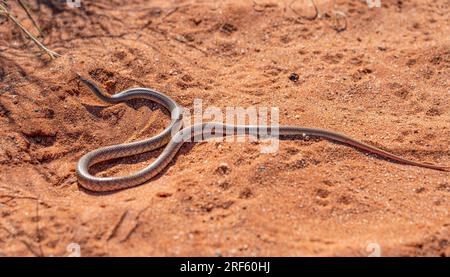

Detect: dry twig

[0,2,60,59]
[17,0,42,37]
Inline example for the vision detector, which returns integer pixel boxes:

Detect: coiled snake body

[76,75,449,192]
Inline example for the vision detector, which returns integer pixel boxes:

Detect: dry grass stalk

[17,0,43,37]
[0,1,60,59]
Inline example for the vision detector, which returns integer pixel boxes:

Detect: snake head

[75,73,91,85]
[75,73,102,94]
[74,74,117,103]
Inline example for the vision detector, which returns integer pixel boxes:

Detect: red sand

[0,0,448,256]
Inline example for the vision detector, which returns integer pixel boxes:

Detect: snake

[76,75,449,192]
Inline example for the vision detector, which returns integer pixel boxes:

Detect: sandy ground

[0,0,448,256]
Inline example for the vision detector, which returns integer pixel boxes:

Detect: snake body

[76,76,449,192]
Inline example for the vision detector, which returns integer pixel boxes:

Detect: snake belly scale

[76,75,449,192]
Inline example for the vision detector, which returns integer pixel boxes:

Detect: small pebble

[156,192,173,198]
[289,72,299,82]
[413,187,426,193]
